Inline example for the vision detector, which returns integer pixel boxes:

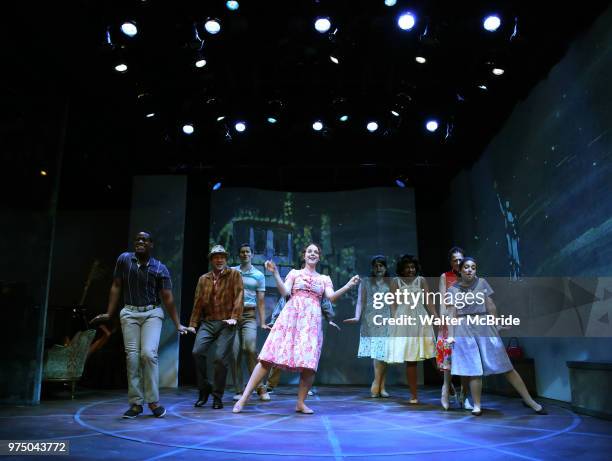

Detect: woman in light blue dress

[447,257,546,416]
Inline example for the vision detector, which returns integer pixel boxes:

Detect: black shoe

[195,385,211,407]
[122,405,143,419]
[152,406,166,418]
[212,399,224,410]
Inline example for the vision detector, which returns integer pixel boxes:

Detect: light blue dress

[448,277,513,376]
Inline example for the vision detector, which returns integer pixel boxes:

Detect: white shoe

[233,393,242,401]
[380,390,390,398]
[259,391,271,401]
[307,390,314,396]
[462,396,474,410]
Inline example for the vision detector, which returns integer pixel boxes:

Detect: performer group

[91,232,546,419]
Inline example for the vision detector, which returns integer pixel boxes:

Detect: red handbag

[506,337,523,359]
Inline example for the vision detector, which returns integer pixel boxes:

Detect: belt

[124,304,159,312]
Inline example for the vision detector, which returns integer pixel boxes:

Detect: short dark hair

[459,256,477,270]
[239,243,252,252]
[447,246,464,261]
[135,231,153,242]
[396,254,421,276]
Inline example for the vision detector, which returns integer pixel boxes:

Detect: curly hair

[396,254,421,277]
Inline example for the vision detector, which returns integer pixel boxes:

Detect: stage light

[398,13,416,31]
[195,58,207,68]
[478,84,488,90]
[216,115,226,122]
[226,1,239,11]
[426,120,439,132]
[391,110,400,117]
[235,121,246,132]
[330,55,339,64]
[40,170,48,177]
[212,182,222,191]
[314,17,331,33]
[182,124,194,134]
[395,178,406,188]
[339,115,349,122]
[415,56,426,64]
[492,67,505,76]
[267,117,277,124]
[312,121,324,131]
[120,21,138,37]
[483,15,501,32]
[145,112,155,118]
[367,121,379,132]
[385,0,397,6]
[205,19,221,35]
[114,63,128,73]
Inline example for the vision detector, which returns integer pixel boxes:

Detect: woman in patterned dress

[344,255,392,398]
[233,243,360,414]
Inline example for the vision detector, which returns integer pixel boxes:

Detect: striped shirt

[113,252,172,306]
[232,265,266,308]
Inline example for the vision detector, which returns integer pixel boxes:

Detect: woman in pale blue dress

[344,255,391,397]
[447,257,546,416]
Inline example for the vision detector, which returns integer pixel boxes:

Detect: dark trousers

[192,320,236,400]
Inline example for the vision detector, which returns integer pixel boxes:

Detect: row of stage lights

[112,2,508,142]
[112,7,507,74]
[179,118,441,136]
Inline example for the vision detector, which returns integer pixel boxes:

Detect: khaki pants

[120,306,164,405]
[231,309,264,392]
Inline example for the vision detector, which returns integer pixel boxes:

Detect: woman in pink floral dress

[233,243,360,414]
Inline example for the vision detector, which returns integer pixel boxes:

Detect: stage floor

[2,386,611,460]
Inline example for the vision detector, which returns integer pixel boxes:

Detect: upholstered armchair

[43,329,96,398]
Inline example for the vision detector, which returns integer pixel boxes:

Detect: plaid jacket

[189,268,244,327]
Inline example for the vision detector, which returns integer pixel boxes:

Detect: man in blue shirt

[92,231,188,419]
[231,243,271,402]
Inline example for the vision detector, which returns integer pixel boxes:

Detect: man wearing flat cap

[187,245,244,409]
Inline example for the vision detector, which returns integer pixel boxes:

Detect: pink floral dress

[258,269,332,372]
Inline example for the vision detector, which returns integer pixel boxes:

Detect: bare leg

[469,377,482,412]
[406,361,418,402]
[379,361,389,396]
[371,360,383,396]
[441,369,451,409]
[297,369,316,413]
[503,369,542,411]
[460,375,473,409]
[233,362,270,413]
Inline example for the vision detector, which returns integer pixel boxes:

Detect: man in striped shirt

[91,231,188,419]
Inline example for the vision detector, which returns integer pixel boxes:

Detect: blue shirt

[232,265,266,308]
[113,252,172,306]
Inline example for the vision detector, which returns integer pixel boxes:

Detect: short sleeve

[256,271,266,292]
[284,269,299,285]
[157,263,172,291]
[480,278,494,297]
[323,275,333,291]
[113,253,127,279]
